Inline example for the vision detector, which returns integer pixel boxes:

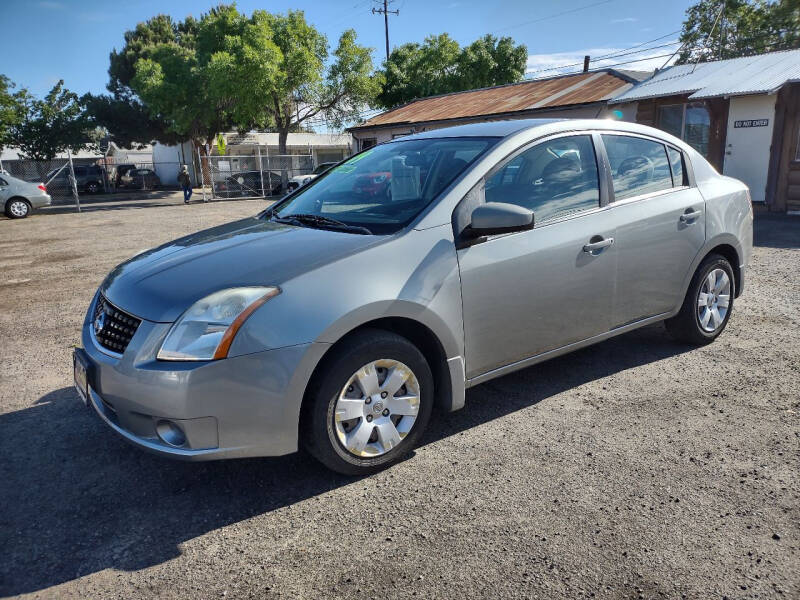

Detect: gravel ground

[0,197,798,599]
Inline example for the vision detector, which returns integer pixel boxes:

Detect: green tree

[107,5,380,156]
[82,93,182,149]
[81,13,196,148]
[12,80,90,160]
[677,0,800,64]
[0,75,25,151]
[376,33,527,109]
[197,7,381,154]
[456,34,530,91]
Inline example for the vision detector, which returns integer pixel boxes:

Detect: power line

[527,51,681,80]
[592,30,681,60]
[525,39,682,77]
[492,0,616,34]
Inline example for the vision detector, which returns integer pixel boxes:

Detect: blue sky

[2,0,695,98]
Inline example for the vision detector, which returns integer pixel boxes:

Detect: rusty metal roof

[352,70,637,130]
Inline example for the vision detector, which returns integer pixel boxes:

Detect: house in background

[348,69,651,148]
[215,131,353,164]
[611,49,800,212]
[106,142,153,165]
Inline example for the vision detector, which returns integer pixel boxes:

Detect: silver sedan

[74,119,753,474]
[1,172,52,218]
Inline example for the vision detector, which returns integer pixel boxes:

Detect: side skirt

[465,312,672,389]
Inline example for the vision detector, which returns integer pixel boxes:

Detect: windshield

[270,136,497,234]
[312,163,334,174]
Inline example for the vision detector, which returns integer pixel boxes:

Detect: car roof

[401,118,564,140]
[398,118,688,147]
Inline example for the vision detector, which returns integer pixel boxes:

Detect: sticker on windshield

[349,148,375,163]
[333,148,376,173]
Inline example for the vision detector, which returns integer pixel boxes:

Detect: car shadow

[0,323,692,596]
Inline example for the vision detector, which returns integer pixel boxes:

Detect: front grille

[93,295,141,355]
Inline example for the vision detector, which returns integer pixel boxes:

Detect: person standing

[178,165,192,203]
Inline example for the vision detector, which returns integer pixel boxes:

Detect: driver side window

[484,135,600,224]
[602,134,672,201]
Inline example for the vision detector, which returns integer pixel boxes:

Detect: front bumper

[78,304,329,460]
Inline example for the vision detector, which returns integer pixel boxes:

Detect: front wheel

[302,329,434,475]
[665,254,735,345]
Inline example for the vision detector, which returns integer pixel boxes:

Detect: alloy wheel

[333,359,420,458]
[697,268,731,332]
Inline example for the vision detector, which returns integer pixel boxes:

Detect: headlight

[157,287,280,361]
[373,174,387,184]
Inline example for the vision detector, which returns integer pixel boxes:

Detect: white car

[287,162,338,191]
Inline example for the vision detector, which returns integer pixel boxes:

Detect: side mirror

[467,202,534,237]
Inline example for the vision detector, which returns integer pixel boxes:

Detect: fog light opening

[156,420,187,448]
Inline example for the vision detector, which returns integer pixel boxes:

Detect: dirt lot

[0,197,797,599]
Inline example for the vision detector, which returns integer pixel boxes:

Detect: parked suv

[74,119,753,475]
[46,165,106,194]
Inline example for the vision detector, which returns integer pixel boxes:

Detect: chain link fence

[107,161,183,192]
[2,150,316,208]
[200,152,314,200]
[2,157,103,199]
[0,157,186,206]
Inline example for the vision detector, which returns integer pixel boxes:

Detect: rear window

[602,135,673,201]
[667,146,686,186]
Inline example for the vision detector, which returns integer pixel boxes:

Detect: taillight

[37,184,47,192]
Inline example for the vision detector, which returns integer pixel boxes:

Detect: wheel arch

[678,234,744,308]
[705,242,742,297]
[300,316,457,430]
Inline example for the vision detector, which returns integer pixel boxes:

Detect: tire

[86,181,100,194]
[665,253,735,345]
[5,198,31,219]
[302,329,434,475]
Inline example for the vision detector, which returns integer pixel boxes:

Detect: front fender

[229,225,464,360]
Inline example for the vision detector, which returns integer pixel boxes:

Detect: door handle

[679,209,702,223]
[583,237,614,252]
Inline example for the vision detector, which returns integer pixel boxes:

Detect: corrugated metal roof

[353,70,635,130]
[612,49,800,103]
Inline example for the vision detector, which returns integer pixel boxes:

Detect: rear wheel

[5,198,31,219]
[665,254,734,345]
[302,329,434,475]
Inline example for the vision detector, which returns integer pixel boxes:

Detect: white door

[723,95,776,201]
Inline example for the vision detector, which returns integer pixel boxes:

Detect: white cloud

[610,17,638,24]
[526,42,680,78]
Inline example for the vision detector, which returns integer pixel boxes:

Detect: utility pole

[372,0,399,61]
[719,0,726,60]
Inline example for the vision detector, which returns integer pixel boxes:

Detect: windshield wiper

[272,213,372,235]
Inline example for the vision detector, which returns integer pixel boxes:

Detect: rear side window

[485,134,600,224]
[602,135,673,201]
[667,146,686,186]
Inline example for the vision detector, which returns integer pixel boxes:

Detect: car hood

[101,216,382,322]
